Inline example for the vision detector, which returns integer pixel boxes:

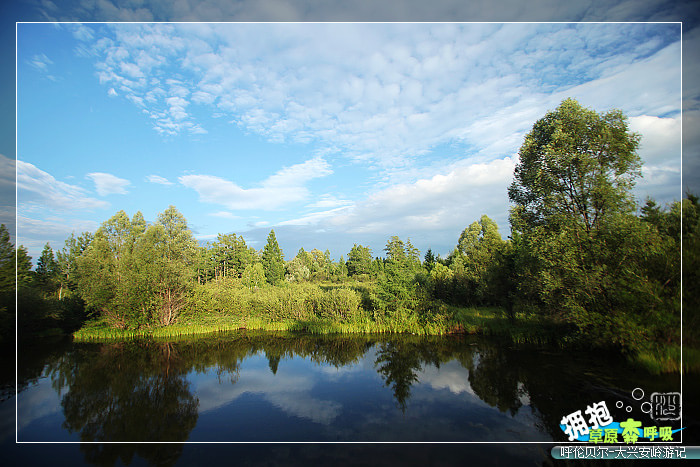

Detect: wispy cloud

[86,172,130,195]
[18,160,108,211]
[26,53,57,80]
[307,194,353,209]
[180,156,332,210]
[209,211,238,219]
[145,174,173,185]
[27,53,53,72]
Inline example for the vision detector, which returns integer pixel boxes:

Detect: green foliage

[148,206,198,325]
[431,215,507,307]
[680,195,700,347]
[206,233,254,281]
[16,245,33,288]
[55,232,93,299]
[77,207,197,328]
[375,236,423,318]
[347,244,373,278]
[262,229,285,285]
[35,242,59,294]
[507,98,680,354]
[423,248,437,272]
[285,256,310,282]
[0,225,15,294]
[242,263,266,290]
[508,97,641,231]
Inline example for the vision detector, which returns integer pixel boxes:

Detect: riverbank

[73,306,560,340]
[72,305,697,375]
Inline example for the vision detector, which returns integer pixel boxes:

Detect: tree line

[3,98,696,358]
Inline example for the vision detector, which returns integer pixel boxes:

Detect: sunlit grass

[73,303,566,343]
[632,344,700,375]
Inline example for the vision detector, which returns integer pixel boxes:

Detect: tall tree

[508,97,641,232]
[423,248,436,273]
[16,246,33,288]
[148,206,198,325]
[56,232,93,299]
[35,243,58,294]
[447,215,507,305]
[0,225,15,293]
[77,211,148,328]
[346,244,373,277]
[261,230,284,285]
[507,99,670,348]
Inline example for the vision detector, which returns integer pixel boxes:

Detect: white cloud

[195,364,342,424]
[209,211,238,219]
[256,156,516,258]
[0,154,15,194]
[628,115,681,166]
[17,215,100,259]
[81,23,680,173]
[417,361,477,397]
[180,156,332,210]
[279,206,352,226]
[86,172,131,195]
[329,157,517,235]
[107,87,118,97]
[307,194,353,209]
[145,174,173,185]
[17,160,108,211]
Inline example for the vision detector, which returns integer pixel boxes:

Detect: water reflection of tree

[35,331,671,452]
[462,341,525,416]
[49,342,198,466]
[374,340,445,413]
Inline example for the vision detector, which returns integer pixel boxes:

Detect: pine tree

[262,230,284,285]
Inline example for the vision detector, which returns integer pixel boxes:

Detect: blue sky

[14,22,683,261]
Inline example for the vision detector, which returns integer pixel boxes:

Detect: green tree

[55,232,93,299]
[507,99,671,348]
[77,211,149,328]
[242,263,266,290]
[148,206,198,325]
[210,233,253,280]
[285,256,310,282]
[377,236,421,314]
[261,230,284,285]
[508,97,641,232]
[77,207,196,328]
[0,225,15,293]
[0,226,20,342]
[35,242,58,295]
[16,246,33,287]
[446,215,506,305]
[423,248,437,273]
[347,244,373,277]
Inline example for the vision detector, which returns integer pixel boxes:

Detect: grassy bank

[71,279,695,374]
[73,305,558,342]
[73,306,696,375]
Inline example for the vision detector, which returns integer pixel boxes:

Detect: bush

[185,281,364,324]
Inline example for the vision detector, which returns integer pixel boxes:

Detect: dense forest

[3,98,697,372]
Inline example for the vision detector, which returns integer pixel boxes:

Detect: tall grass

[632,344,700,375]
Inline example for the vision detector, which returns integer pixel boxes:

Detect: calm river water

[2,331,692,465]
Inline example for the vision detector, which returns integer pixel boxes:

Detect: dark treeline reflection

[31,332,680,465]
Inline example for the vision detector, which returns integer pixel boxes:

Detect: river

[2,331,691,465]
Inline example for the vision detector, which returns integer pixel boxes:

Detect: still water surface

[3,331,686,463]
